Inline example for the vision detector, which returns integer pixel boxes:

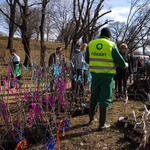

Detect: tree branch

[0,8,20,27]
[73,0,77,22]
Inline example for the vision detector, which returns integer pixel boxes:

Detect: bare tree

[39,0,50,67]
[30,7,41,41]
[109,22,127,47]
[0,0,43,66]
[45,15,51,42]
[15,0,33,66]
[109,0,150,54]
[52,0,112,52]
[0,0,17,49]
[56,18,76,49]
[70,0,112,59]
[48,0,74,49]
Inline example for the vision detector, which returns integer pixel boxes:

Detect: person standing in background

[137,56,143,73]
[10,49,22,88]
[130,52,136,83]
[48,47,66,92]
[77,43,87,96]
[143,56,147,77]
[116,43,131,97]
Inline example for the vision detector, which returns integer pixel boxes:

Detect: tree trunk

[7,26,14,49]
[82,34,87,43]
[46,28,49,41]
[64,37,69,49]
[7,0,17,49]
[22,34,31,66]
[65,42,68,50]
[70,40,77,60]
[36,31,39,41]
[40,0,48,68]
[21,0,31,66]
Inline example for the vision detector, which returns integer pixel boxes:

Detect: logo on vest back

[96,43,103,50]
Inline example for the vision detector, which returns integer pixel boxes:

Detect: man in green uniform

[85,27,127,131]
[10,49,22,88]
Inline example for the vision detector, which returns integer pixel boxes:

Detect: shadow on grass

[116,134,142,150]
[116,138,133,150]
[139,108,145,111]
[60,128,96,140]
[66,123,88,131]
[59,123,96,140]
[110,123,127,133]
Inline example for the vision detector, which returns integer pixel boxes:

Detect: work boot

[88,104,96,125]
[96,107,110,131]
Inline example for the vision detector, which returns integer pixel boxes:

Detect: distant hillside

[0,36,71,67]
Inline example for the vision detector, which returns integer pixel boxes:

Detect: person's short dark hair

[56,47,62,51]
[100,27,111,38]
[76,43,80,48]
[10,49,16,53]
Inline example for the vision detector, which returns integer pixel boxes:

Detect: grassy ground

[28,92,150,150]
[0,36,150,150]
[0,36,70,75]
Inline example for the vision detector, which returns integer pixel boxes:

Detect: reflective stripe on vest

[89,58,114,63]
[89,66,115,70]
[88,38,116,74]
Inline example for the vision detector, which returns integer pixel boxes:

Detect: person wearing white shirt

[10,49,22,88]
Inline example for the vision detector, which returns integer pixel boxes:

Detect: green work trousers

[90,73,114,108]
[10,64,21,88]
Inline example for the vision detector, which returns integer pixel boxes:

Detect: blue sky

[0,0,130,35]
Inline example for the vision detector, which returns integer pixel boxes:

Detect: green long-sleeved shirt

[85,36,126,76]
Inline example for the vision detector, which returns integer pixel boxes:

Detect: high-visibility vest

[88,38,116,74]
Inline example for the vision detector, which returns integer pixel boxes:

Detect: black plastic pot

[134,128,144,137]
[1,141,16,150]
[130,135,142,148]
[144,101,150,110]
[148,135,150,146]
[71,108,84,117]
[124,128,133,142]
[147,103,150,110]
[70,110,77,117]
[117,117,128,128]
[124,128,143,148]
[83,107,90,115]
[127,119,136,129]
[76,108,84,115]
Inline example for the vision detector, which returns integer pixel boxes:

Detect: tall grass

[0,36,71,74]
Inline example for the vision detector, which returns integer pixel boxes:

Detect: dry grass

[52,95,150,150]
[22,87,150,150]
[0,36,150,150]
[0,36,71,76]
